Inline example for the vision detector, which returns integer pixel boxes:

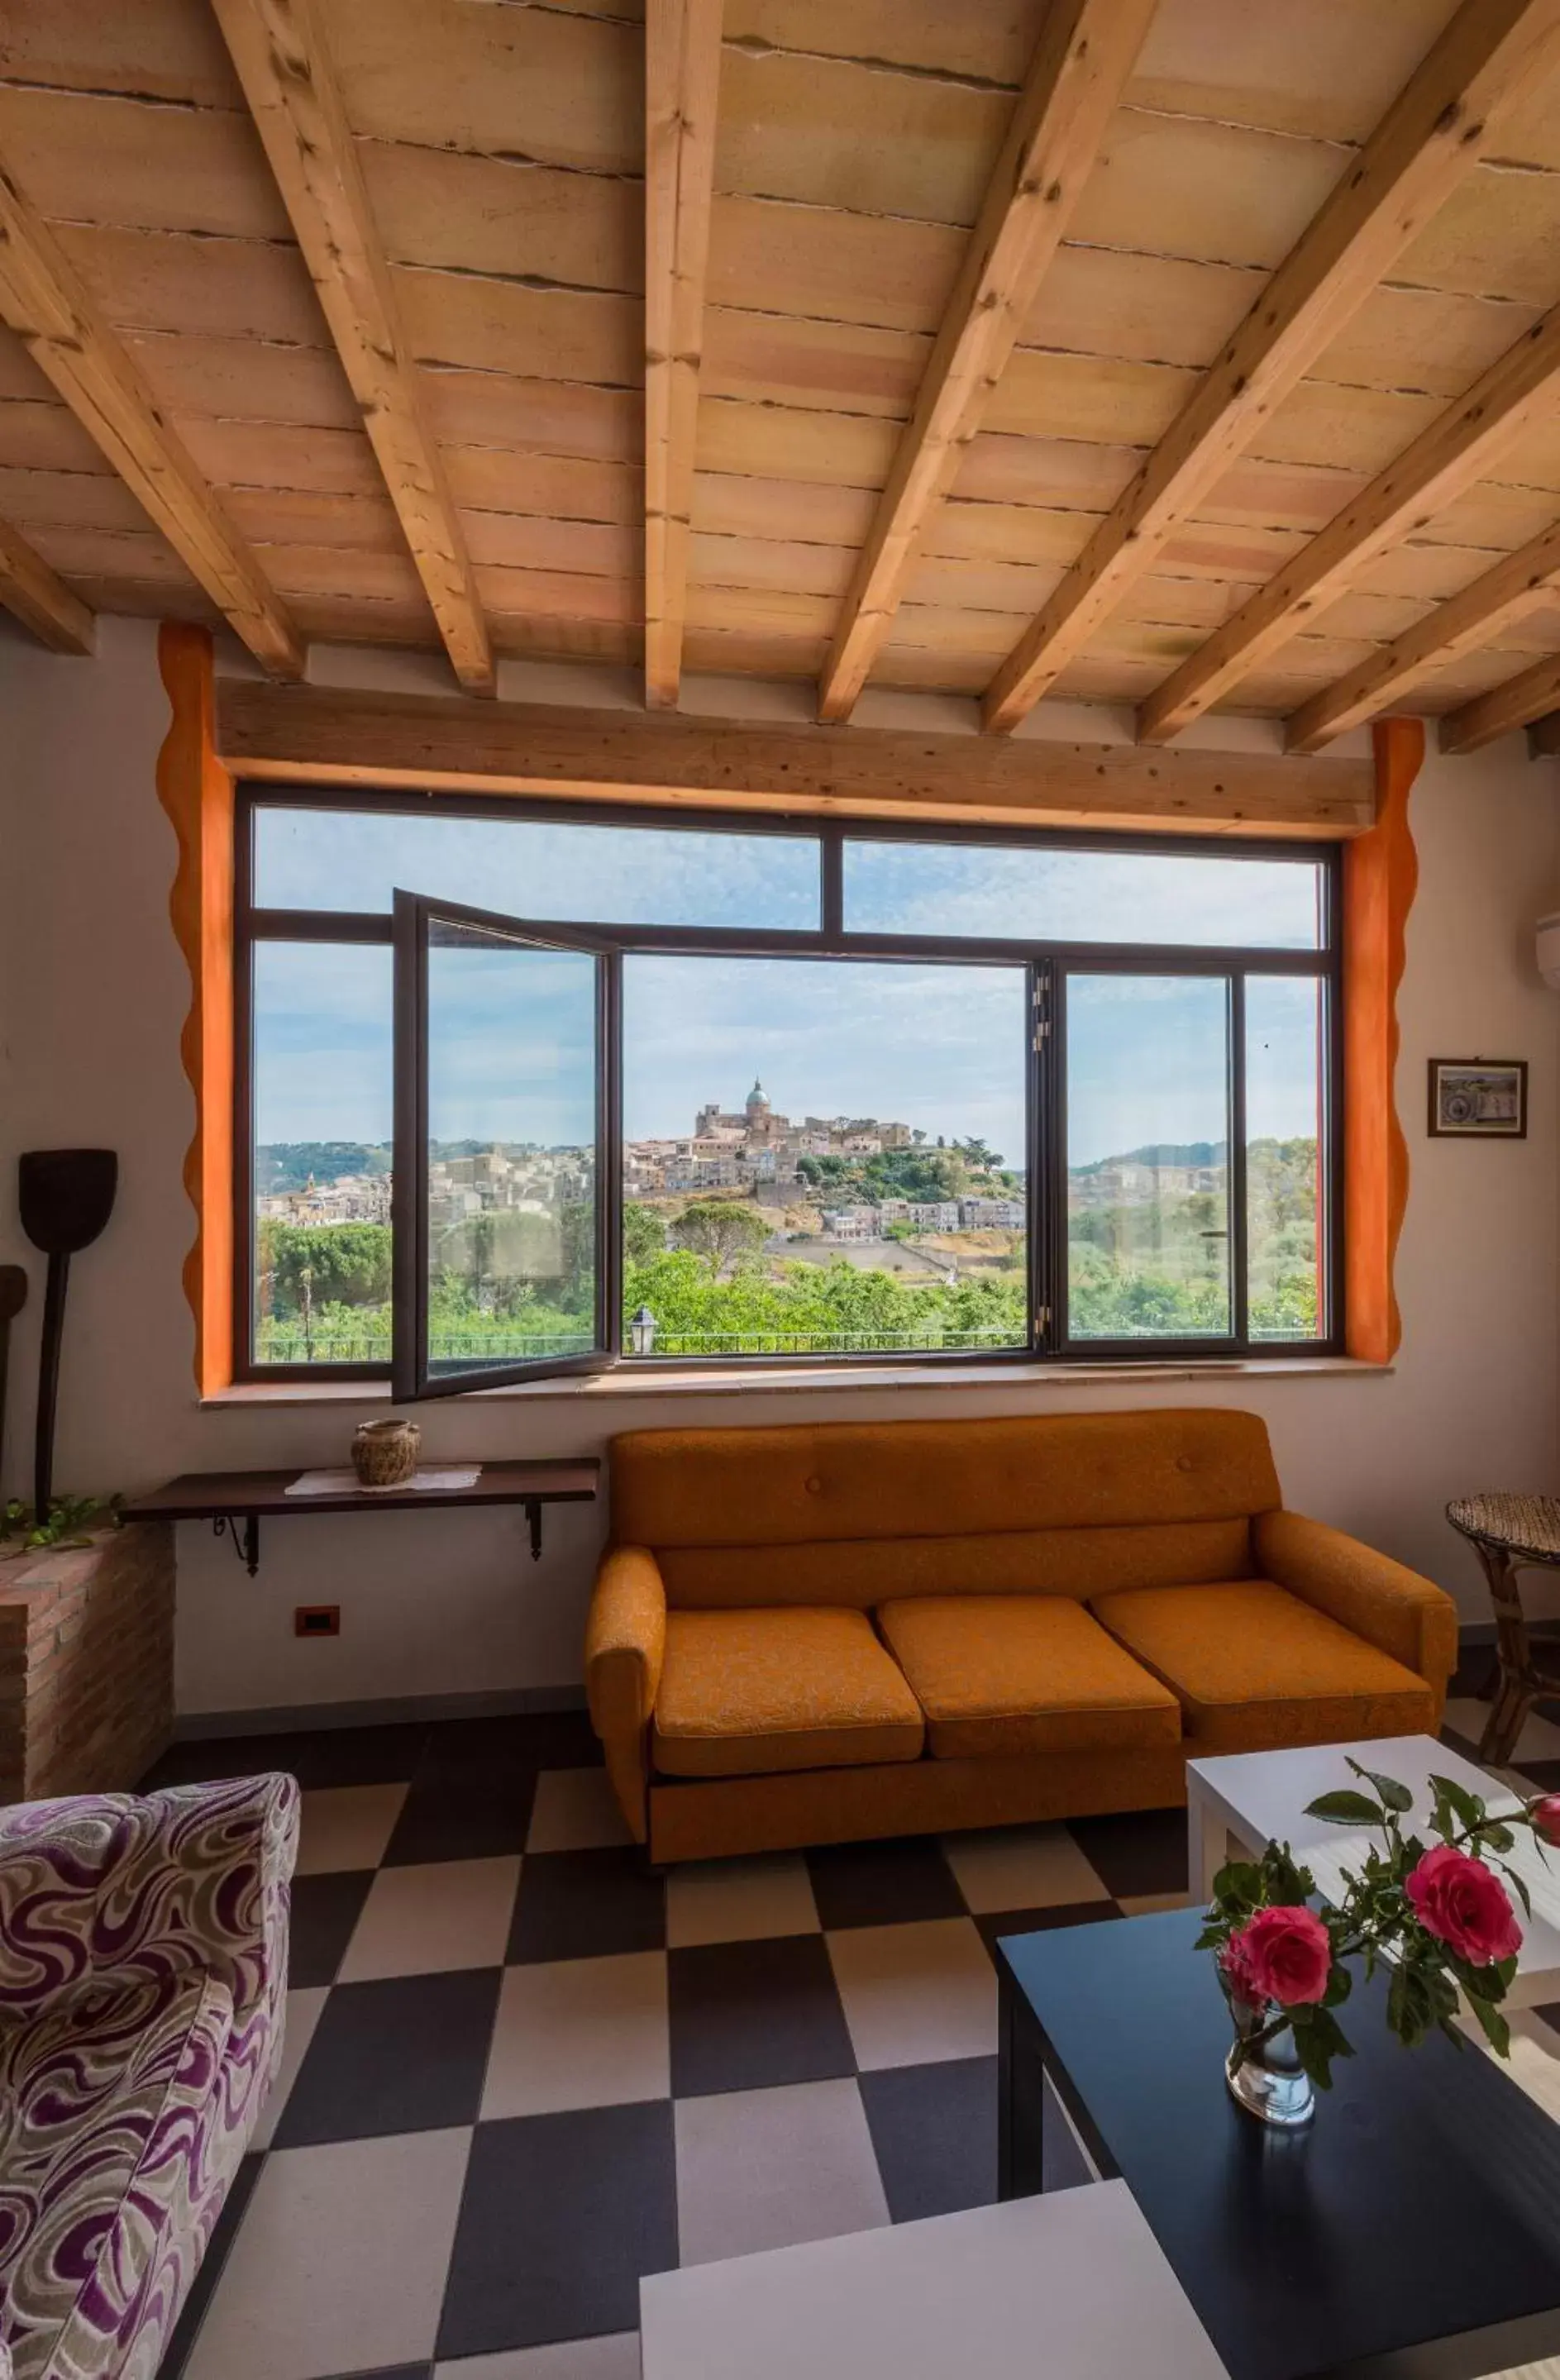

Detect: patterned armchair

[0,1773,298,2380]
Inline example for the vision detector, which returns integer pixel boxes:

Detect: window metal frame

[234,780,1344,1385]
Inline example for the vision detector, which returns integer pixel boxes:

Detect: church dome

[746,1079,770,1114]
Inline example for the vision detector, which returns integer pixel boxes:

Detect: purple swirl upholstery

[0,1775,298,2380]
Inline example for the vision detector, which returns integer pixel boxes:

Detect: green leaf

[1466,1990,1512,2059]
[1323,1959,1352,2008]
[1457,1960,1503,2002]
[1430,1776,1486,1836]
[1304,1790,1384,1826]
[1498,1862,1532,1920]
[1480,1822,1515,1854]
[1353,1767,1413,1814]
[1211,1860,1263,1907]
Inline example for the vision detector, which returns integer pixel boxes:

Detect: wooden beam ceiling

[644,0,723,710]
[814,0,1157,726]
[1138,303,1560,743]
[215,677,1375,838]
[1438,652,1560,754]
[1285,517,1560,753]
[0,158,303,677]
[0,515,94,656]
[980,0,1560,737]
[210,0,494,694]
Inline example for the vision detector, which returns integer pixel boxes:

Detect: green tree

[670,1200,770,1276]
[261,1221,391,1312]
[624,1202,666,1264]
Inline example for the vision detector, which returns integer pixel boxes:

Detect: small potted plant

[1199,1757,1560,2127]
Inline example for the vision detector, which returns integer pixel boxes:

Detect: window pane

[621,956,1028,1357]
[845,840,1324,950]
[425,922,599,1375]
[252,942,393,1366]
[1247,975,1326,1342]
[1066,975,1231,1339]
[255,806,820,928]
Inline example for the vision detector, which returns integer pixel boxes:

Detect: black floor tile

[508,1848,666,1963]
[288,1871,375,1988]
[274,1969,502,2146]
[976,1901,1123,1963]
[1516,1758,1560,1792]
[1066,1807,1187,1899]
[1534,1999,1560,2041]
[154,2150,265,2380]
[437,2102,677,2357]
[507,1707,603,1769]
[1449,1643,1498,1699]
[386,1720,541,1865]
[141,1723,427,1793]
[667,1934,856,2097]
[859,2056,997,2223]
[806,1834,966,1930]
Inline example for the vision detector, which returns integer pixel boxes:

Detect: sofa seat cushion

[651,1606,924,1779]
[876,1595,1182,1759]
[1090,1581,1436,1752]
[0,1966,232,2380]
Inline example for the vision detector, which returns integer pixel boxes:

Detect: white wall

[2,615,1557,1719]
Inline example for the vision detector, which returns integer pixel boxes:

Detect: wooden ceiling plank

[1139,306,1560,742]
[644,0,723,709]
[814,0,1157,725]
[1438,649,1560,751]
[210,0,494,694]
[215,675,1375,838]
[980,0,1560,735]
[0,156,303,674]
[1285,513,1560,751]
[0,510,95,652]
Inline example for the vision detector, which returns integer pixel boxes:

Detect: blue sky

[251,815,1325,1163]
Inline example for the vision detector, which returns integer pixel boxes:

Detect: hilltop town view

[254,1078,1320,1362]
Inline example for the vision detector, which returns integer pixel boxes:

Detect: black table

[120,1461,600,1575]
[997,1908,1560,2380]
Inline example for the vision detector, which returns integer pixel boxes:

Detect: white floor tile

[527,1767,633,1853]
[942,1822,1112,1915]
[435,2337,641,2379]
[481,1952,669,2118]
[250,1987,328,2152]
[675,2077,890,2267]
[337,1856,522,1982]
[185,2128,471,2380]
[666,1853,821,1948]
[293,1781,408,1876]
[1444,1697,1560,1768]
[828,1917,997,2071]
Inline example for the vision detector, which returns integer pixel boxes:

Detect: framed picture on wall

[1427,1058,1528,1138]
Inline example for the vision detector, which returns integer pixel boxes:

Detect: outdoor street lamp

[629,1304,658,1357]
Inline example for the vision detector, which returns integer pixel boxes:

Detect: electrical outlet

[294,1605,341,1638]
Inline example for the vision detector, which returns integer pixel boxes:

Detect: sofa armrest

[1255,1510,1458,1711]
[585,1546,667,1844]
[0,1774,298,2032]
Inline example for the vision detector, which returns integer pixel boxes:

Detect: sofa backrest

[611,1409,1282,1610]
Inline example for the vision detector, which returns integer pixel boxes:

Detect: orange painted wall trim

[1343,718,1421,1363]
[155,622,236,1395]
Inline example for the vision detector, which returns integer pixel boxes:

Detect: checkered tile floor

[141,1664,1560,2380]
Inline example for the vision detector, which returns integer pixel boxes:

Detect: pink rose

[1405,1843,1522,1966]
[1532,1795,1560,1849]
[1223,1905,1332,2008]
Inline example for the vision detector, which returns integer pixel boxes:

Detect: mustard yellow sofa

[584,1409,1457,1865]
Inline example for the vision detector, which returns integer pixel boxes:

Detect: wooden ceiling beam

[1285,514,1560,754]
[0,158,303,676]
[980,0,1560,737]
[644,0,723,711]
[1143,309,1560,744]
[0,515,95,656]
[215,677,1376,838]
[210,0,494,694]
[815,0,1157,726]
[1438,652,1560,755]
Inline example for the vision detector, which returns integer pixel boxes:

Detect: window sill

[203,1355,1392,1409]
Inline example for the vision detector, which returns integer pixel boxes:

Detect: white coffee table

[1186,1733,1560,2009]
[639,2178,1228,2380]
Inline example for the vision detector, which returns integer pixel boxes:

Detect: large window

[239,794,1338,1391]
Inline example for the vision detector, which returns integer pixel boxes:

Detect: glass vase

[1225,1995,1314,2129]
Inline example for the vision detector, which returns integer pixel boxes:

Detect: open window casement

[391,890,620,1400]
